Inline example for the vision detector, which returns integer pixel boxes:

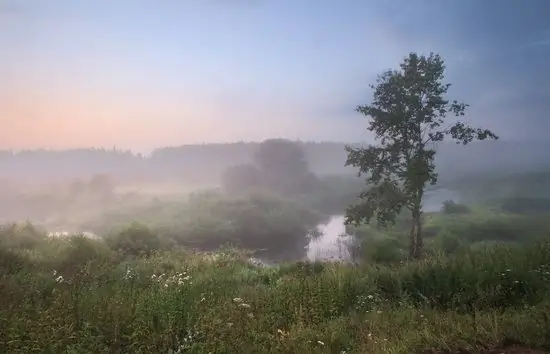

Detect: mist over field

[2,0,550,353]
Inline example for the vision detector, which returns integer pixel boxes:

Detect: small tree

[345,52,498,259]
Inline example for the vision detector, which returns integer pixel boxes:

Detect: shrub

[362,237,405,264]
[0,222,46,250]
[105,222,166,258]
[441,200,471,214]
[500,197,550,214]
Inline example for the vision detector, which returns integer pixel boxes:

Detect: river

[307,215,355,262]
[306,188,460,262]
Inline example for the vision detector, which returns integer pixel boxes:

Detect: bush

[105,222,166,258]
[500,197,550,214]
[0,222,46,250]
[362,237,405,264]
[50,235,117,281]
[441,200,471,214]
[437,214,550,243]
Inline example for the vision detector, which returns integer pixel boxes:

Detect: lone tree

[345,52,498,259]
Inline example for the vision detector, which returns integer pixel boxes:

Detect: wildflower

[367,294,374,300]
[233,297,243,303]
[123,267,134,281]
[55,275,64,283]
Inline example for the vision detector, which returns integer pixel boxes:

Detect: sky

[1,0,549,152]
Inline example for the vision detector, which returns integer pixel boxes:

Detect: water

[305,188,460,262]
[47,230,99,240]
[306,215,353,262]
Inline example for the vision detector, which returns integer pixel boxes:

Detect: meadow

[3,168,550,353]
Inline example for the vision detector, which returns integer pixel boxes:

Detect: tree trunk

[408,219,417,260]
[413,211,423,259]
[409,206,424,260]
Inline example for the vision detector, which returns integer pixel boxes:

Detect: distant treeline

[1,140,549,184]
[0,142,350,184]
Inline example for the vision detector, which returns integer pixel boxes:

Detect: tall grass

[1,227,550,353]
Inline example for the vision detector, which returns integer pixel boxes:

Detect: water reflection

[307,215,352,262]
[306,188,460,262]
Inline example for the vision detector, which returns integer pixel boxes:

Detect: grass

[1,228,550,353]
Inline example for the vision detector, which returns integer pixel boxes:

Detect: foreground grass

[1,235,550,353]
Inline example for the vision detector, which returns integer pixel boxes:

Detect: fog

[2,0,550,263]
[1,138,550,263]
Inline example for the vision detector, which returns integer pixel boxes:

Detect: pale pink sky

[2,0,542,152]
[2,72,365,151]
[2,0,393,152]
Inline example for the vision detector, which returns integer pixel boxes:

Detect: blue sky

[1,0,549,151]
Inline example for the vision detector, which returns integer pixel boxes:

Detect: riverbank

[1,233,550,353]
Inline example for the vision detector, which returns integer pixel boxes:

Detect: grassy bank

[346,200,550,265]
[1,228,550,353]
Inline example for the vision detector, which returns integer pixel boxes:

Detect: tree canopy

[221,139,319,195]
[345,52,498,259]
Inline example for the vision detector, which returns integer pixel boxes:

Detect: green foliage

[441,200,471,214]
[348,206,550,265]
[363,237,405,264]
[87,191,325,261]
[345,52,498,259]
[1,227,550,353]
[0,222,46,250]
[220,163,261,194]
[433,213,550,243]
[222,139,320,196]
[500,197,550,214]
[105,222,166,258]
